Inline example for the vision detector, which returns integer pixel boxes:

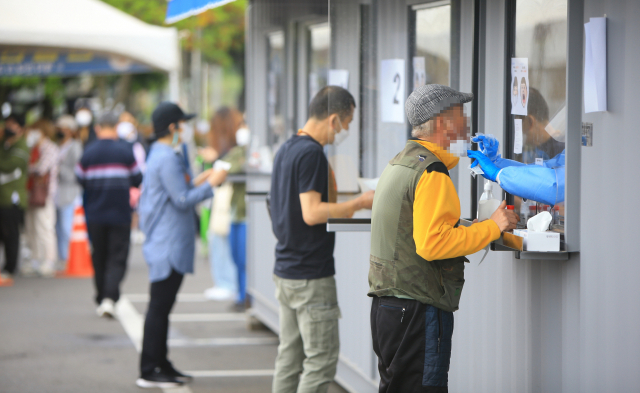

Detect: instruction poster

[380,59,406,124]
[413,57,426,91]
[511,58,529,116]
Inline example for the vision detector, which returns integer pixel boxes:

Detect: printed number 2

[393,73,401,104]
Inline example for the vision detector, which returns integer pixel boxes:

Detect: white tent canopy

[0,0,179,72]
[0,0,180,99]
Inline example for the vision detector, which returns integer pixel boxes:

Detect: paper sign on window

[412,57,426,91]
[380,59,406,124]
[328,69,349,89]
[510,58,529,116]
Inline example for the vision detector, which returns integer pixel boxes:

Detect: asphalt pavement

[0,242,348,393]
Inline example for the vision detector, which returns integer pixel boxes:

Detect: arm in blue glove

[467,150,501,182]
[472,134,526,169]
[497,165,564,205]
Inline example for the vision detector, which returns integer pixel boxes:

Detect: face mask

[448,139,471,158]
[181,122,194,144]
[26,130,42,148]
[75,110,92,127]
[116,121,137,143]
[236,127,251,146]
[332,119,349,146]
[171,131,180,147]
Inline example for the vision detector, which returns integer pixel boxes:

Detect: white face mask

[236,127,251,146]
[332,119,349,146]
[26,130,42,148]
[75,109,92,127]
[181,122,194,144]
[116,121,137,143]
[448,139,471,157]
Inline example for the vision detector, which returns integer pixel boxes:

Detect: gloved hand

[471,134,499,162]
[467,150,501,182]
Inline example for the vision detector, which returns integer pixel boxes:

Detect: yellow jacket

[412,140,501,261]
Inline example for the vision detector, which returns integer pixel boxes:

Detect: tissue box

[512,229,560,252]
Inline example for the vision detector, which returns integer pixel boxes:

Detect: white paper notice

[380,59,406,124]
[535,158,544,166]
[513,118,523,154]
[584,17,607,113]
[412,57,426,91]
[328,69,349,89]
[510,58,529,116]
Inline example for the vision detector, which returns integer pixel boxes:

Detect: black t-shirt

[270,135,335,279]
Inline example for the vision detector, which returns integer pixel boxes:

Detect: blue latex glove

[499,165,563,205]
[471,134,499,162]
[467,150,501,182]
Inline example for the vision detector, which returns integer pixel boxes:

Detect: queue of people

[0,113,82,280]
[1,83,533,392]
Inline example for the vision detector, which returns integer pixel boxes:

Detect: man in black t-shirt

[270,86,374,393]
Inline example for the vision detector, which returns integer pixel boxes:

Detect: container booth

[245,0,640,391]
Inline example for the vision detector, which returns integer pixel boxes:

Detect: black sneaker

[229,301,246,313]
[164,364,193,382]
[136,369,184,389]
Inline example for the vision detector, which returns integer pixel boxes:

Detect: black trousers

[140,269,184,377]
[0,206,23,274]
[87,223,131,304]
[371,296,454,393]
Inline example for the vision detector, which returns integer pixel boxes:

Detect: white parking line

[170,313,246,322]
[116,295,277,393]
[185,369,275,378]
[116,296,194,393]
[169,336,279,347]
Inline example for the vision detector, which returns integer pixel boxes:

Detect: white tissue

[357,177,380,192]
[527,211,552,232]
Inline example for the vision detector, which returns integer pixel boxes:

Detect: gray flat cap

[405,84,473,126]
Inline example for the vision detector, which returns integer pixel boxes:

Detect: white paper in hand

[527,211,552,232]
[213,160,232,171]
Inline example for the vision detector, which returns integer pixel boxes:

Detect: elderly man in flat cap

[368,84,518,392]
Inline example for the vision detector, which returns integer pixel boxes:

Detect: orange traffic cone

[0,275,13,287]
[58,205,94,278]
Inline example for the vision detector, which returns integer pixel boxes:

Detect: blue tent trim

[165,0,237,24]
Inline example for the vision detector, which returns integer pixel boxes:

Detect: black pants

[87,223,130,304]
[140,269,184,377]
[0,206,23,274]
[371,296,454,393]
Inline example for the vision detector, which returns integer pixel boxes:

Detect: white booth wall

[245,0,640,392]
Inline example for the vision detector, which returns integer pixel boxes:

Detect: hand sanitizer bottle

[477,180,502,221]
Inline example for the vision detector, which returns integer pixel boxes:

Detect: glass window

[308,23,331,102]
[267,31,285,147]
[411,2,452,91]
[510,0,567,231]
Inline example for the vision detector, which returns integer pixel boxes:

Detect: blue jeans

[229,222,247,302]
[208,233,237,293]
[56,203,75,261]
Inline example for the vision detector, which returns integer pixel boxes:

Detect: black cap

[152,102,195,137]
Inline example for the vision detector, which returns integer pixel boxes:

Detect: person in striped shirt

[75,111,142,318]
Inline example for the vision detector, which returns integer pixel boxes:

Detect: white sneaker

[19,263,38,277]
[39,261,56,278]
[96,298,116,318]
[204,287,235,301]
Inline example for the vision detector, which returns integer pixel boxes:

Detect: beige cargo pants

[272,275,341,393]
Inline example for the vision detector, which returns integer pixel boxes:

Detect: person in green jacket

[0,113,30,279]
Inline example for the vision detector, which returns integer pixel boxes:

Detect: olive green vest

[367,141,467,312]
